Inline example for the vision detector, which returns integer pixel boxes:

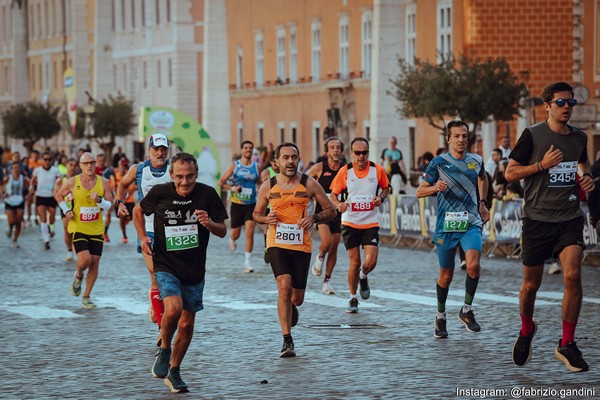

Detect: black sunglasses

[353,150,369,156]
[43,158,52,161]
[550,98,577,107]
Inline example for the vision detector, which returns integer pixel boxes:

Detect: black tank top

[316,161,346,214]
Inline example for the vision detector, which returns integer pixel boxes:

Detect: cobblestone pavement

[1,213,599,399]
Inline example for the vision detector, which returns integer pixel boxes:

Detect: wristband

[59,200,71,214]
[479,200,487,206]
[583,172,593,179]
[99,197,112,211]
[115,199,125,208]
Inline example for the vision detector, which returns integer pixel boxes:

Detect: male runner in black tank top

[306,137,345,295]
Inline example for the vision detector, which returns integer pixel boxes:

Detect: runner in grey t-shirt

[505,81,595,373]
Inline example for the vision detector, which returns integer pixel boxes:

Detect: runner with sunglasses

[30,152,62,250]
[506,82,594,372]
[329,137,389,313]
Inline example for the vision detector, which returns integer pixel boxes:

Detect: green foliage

[390,55,528,135]
[1,101,61,152]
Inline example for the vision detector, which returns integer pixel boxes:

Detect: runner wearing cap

[115,133,171,343]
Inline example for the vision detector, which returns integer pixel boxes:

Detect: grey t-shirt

[510,121,588,222]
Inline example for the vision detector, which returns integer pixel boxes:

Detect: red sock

[150,288,164,328]
[562,320,576,346]
[520,315,534,337]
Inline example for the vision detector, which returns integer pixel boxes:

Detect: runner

[259,154,279,264]
[30,152,62,249]
[133,152,227,393]
[329,137,389,313]
[115,133,171,340]
[2,161,30,248]
[306,137,346,294]
[506,82,594,372]
[54,152,113,309]
[218,140,261,273]
[416,120,490,339]
[253,142,335,357]
[95,153,117,243]
[54,158,78,261]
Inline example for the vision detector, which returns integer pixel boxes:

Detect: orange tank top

[266,174,312,253]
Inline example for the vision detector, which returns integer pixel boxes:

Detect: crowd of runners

[0,82,594,393]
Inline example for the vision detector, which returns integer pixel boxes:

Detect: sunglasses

[43,158,52,161]
[353,150,369,156]
[550,98,577,107]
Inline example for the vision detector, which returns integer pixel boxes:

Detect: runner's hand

[140,236,153,256]
[117,202,129,218]
[195,209,211,226]
[541,145,563,169]
[434,180,447,193]
[337,202,348,213]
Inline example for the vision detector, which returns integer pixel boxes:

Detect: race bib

[548,161,577,188]
[80,206,100,222]
[165,224,199,251]
[443,211,469,232]
[275,223,304,245]
[350,195,375,212]
[238,187,253,201]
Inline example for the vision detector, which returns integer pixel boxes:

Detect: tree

[1,101,61,154]
[390,55,528,144]
[77,94,136,157]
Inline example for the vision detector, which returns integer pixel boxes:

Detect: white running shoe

[65,252,74,261]
[243,264,254,273]
[311,256,324,276]
[548,262,562,275]
[322,280,335,295]
[228,237,237,251]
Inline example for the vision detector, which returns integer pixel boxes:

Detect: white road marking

[208,295,276,310]
[260,290,383,308]
[446,290,556,306]
[372,290,463,307]
[1,304,82,319]
[525,291,600,304]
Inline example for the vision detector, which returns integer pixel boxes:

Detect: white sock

[462,304,472,313]
[350,293,357,299]
[245,252,252,265]
[41,223,50,242]
[437,312,446,320]
[359,270,367,280]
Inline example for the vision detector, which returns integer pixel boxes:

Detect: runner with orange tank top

[329,137,390,314]
[253,142,335,358]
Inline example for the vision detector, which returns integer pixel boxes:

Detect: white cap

[148,133,169,148]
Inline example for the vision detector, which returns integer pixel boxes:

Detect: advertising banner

[63,68,77,135]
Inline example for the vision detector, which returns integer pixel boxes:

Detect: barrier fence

[378,195,600,263]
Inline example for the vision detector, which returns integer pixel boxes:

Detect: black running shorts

[341,226,380,250]
[267,247,311,289]
[72,232,104,256]
[521,216,584,266]
[230,203,256,229]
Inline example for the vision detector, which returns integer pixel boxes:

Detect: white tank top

[6,174,25,206]
[33,166,61,197]
[342,164,380,228]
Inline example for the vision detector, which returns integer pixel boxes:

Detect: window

[236,47,243,89]
[28,3,33,38]
[276,28,286,81]
[141,0,145,27]
[4,64,9,94]
[31,64,35,91]
[361,11,372,77]
[66,0,72,32]
[437,0,452,62]
[258,123,264,146]
[2,6,6,44]
[255,31,264,87]
[312,121,321,162]
[131,0,136,29]
[166,0,170,23]
[237,122,243,148]
[37,3,41,38]
[339,16,349,79]
[43,1,48,38]
[113,64,117,89]
[291,124,297,144]
[58,0,63,34]
[121,0,126,30]
[311,21,321,82]
[364,120,371,141]
[143,61,147,88]
[157,59,162,87]
[406,4,416,65]
[289,26,297,83]
[51,0,56,35]
[168,58,172,87]
[155,0,160,25]
[45,62,50,91]
[279,122,285,143]
[123,63,127,91]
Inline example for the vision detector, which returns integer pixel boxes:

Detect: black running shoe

[264,248,270,264]
[163,367,189,393]
[555,339,589,372]
[512,321,537,367]
[44,241,50,250]
[346,298,359,313]
[280,338,296,358]
[359,276,370,299]
[434,317,448,339]
[291,305,298,327]
[152,347,171,378]
[458,308,481,332]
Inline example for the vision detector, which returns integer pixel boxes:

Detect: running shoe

[65,252,73,261]
[12,240,20,249]
[512,320,538,367]
[322,280,336,295]
[243,264,254,273]
[81,297,96,309]
[263,248,270,264]
[71,272,83,296]
[548,262,562,275]
[6,228,12,238]
[280,338,296,358]
[152,347,172,378]
[434,317,448,339]
[44,241,51,250]
[359,276,370,300]
[458,308,481,332]
[346,298,359,313]
[555,340,589,372]
[291,305,299,327]
[311,256,324,276]
[459,260,467,270]
[228,237,237,251]
[163,367,189,393]
[50,229,55,238]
